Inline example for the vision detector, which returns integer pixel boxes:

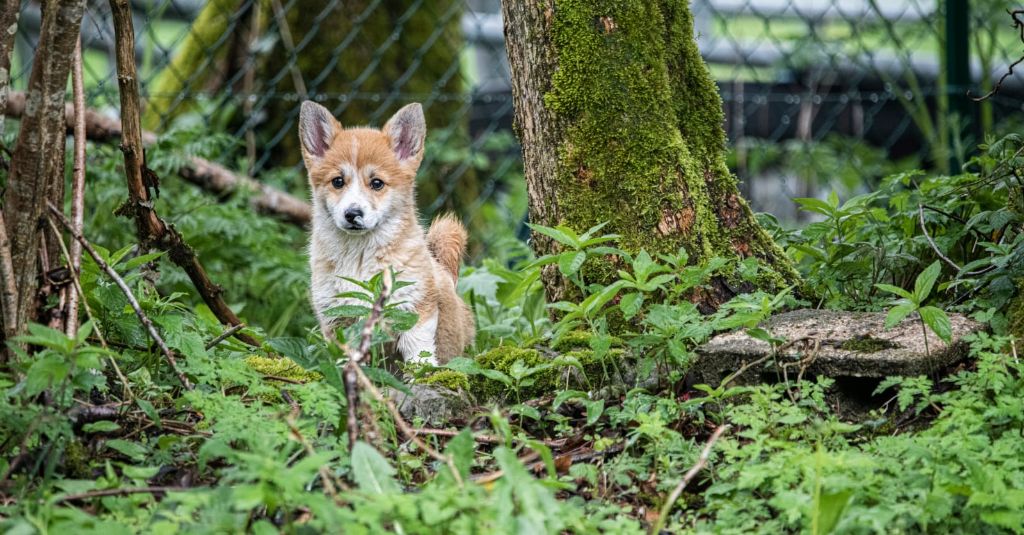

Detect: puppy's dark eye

[370,178,385,191]
[331,176,345,189]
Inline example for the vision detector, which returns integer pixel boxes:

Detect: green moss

[420,370,470,392]
[470,345,625,402]
[541,0,798,302]
[1010,278,1024,342]
[840,337,898,353]
[245,355,322,383]
[551,330,623,352]
[63,439,91,479]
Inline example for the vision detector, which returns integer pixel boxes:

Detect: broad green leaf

[267,337,316,369]
[919,306,953,343]
[618,292,643,319]
[362,366,412,396]
[106,439,149,461]
[914,261,942,302]
[527,223,580,248]
[323,304,372,318]
[558,251,587,276]
[875,284,913,300]
[445,429,475,481]
[884,302,916,329]
[814,490,853,535]
[350,441,400,494]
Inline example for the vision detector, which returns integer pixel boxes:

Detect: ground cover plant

[0,122,1021,532]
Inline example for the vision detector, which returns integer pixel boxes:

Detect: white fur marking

[398,311,438,365]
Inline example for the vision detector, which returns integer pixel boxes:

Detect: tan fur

[427,214,468,281]
[301,102,475,363]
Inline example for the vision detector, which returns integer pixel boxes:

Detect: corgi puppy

[299,101,475,365]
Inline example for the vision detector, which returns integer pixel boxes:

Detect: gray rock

[391,384,474,426]
[693,309,984,386]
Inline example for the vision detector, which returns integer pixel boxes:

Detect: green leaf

[106,439,149,461]
[323,304,372,318]
[361,366,412,396]
[267,337,316,370]
[136,399,161,428]
[884,302,916,329]
[814,490,853,535]
[874,284,914,300]
[913,261,942,302]
[618,292,643,319]
[527,223,580,248]
[82,421,120,433]
[557,251,587,276]
[919,306,953,343]
[445,429,475,481]
[794,197,835,217]
[350,441,400,494]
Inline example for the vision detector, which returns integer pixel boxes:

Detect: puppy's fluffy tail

[427,213,468,282]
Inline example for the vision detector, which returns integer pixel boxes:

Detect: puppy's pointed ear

[383,103,426,167]
[298,101,340,167]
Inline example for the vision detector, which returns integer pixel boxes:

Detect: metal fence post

[945,0,972,172]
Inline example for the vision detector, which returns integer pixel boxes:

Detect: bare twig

[65,37,87,339]
[343,273,394,449]
[54,486,190,504]
[650,424,731,534]
[107,0,259,347]
[204,322,246,350]
[970,10,1024,102]
[918,204,961,271]
[47,202,192,390]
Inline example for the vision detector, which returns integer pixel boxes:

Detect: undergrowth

[0,131,1021,533]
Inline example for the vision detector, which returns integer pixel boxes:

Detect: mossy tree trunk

[502,0,799,308]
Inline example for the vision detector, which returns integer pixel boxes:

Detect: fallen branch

[65,37,87,338]
[918,204,961,271]
[107,0,259,348]
[3,91,312,227]
[47,202,192,390]
[650,424,731,534]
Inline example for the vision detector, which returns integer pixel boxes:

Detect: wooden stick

[47,202,192,390]
[106,0,259,347]
[65,37,88,338]
[650,424,730,534]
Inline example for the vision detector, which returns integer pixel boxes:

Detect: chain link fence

[10,0,1024,232]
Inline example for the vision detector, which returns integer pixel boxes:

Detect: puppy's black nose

[344,207,363,224]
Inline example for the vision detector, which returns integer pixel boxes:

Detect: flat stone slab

[693,309,984,385]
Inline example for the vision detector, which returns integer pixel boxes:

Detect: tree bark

[502,0,799,308]
[3,0,85,341]
[0,0,21,344]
